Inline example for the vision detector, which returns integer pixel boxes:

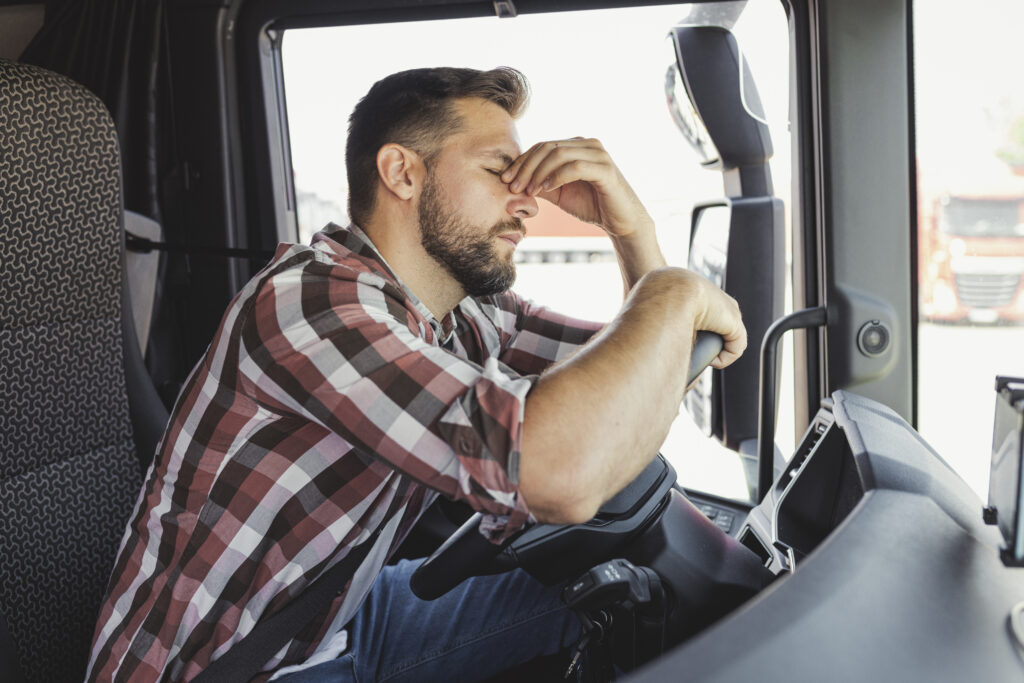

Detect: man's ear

[376,143,422,202]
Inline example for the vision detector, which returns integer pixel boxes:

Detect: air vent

[778,418,831,492]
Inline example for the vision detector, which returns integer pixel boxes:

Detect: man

[88,66,745,681]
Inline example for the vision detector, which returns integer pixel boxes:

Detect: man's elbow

[519,479,600,526]
[518,423,604,525]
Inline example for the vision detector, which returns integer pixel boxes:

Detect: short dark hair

[345,67,530,226]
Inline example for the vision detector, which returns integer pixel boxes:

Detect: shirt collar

[314,223,460,344]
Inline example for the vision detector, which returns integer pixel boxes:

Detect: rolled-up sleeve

[240,275,533,542]
[483,291,604,376]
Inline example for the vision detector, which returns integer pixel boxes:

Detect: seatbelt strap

[193,529,382,683]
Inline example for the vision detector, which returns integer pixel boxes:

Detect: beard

[418,171,523,298]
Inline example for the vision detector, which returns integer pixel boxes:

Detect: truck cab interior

[2,0,1024,681]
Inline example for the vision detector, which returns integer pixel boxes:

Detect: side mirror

[664,62,719,167]
[667,24,786,498]
[685,199,784,447]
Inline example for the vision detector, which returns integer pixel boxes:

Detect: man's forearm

[609,221,668,294]
[518,267,699,524]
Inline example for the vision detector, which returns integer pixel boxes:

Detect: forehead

[444,97,522,163]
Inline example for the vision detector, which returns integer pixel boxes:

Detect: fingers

[709,315,746,369]
[711,337,746,369]
[534,156,606,197]
[505,136,653,238]
[698,287,746,370]
[502,138,607,195]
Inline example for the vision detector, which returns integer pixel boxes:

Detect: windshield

[281,1,792,505]
[940,198,1024,237]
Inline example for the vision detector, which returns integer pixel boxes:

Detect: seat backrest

[0,58,146,682]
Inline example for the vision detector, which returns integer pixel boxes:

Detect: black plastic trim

[758,306,827,499]
[905,0,919,428]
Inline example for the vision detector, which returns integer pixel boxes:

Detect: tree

[997,116,1024,170]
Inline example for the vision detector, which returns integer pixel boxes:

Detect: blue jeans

[277,558,581,682]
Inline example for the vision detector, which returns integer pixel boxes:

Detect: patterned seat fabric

[0,58,142,682]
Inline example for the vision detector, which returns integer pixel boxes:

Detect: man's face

[416,98,537,297]
[418,169,523,297]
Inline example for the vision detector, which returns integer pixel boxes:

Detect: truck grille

[954,273,1021,308]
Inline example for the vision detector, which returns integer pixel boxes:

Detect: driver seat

[0,58,169,682]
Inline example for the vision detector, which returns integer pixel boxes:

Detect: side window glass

[282,0,791,503]
[914,2,1024,499]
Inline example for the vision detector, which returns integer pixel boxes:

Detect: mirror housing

[686,199,785,456]
[667,24,773,195]
[669,24,786,490]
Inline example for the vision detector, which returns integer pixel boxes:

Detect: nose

[507,188,538,220]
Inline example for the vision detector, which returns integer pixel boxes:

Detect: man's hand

[503,138,666,292]
[691,272,746,371]
[631,267,746,371]
[501,138,653,239]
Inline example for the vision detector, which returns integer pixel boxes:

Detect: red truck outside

[918,157,1024,324]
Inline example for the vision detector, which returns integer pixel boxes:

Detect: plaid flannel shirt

[87,223,602,681]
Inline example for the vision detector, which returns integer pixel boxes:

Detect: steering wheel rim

[410,331,724,600]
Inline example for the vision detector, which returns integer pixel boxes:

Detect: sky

[913,0,1024,166]
[281,0,1024,210]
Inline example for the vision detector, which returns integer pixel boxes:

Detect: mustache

[490,217,526,237]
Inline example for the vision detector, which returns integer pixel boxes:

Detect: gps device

[984,376,1024,567]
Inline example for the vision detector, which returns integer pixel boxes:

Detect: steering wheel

[410,331,725,600]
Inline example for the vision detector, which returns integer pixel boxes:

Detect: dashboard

[630,390,1024,681]
[740,399,864,573]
